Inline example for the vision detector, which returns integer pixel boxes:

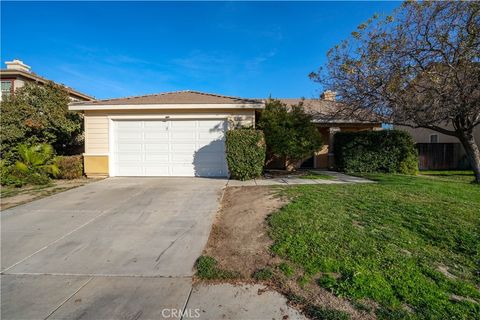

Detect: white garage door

[113,119,228,177]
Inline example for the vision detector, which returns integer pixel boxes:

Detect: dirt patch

[0,179,96,211]
[202,186,376,320]
[204,186,286,276]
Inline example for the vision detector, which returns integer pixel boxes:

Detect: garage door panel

[117,121,142,129]
[171,153,194,163]
[145,144,169,152]
[117,144,143,152]
[117,167,144,176]
[171,143,196,152]
[117,153,143,161]
[171,120,196,128]
[144,131,168,139]
[144,167,170,176]
[171,131,196,140]
[113,120,228,177]
[197,140,225,151]
[144,121,168,129]
[145,154,169,162]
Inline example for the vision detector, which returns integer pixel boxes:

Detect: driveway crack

[154,222,198,267]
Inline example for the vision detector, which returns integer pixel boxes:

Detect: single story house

[69,90,381,178]
[0,59,94,102]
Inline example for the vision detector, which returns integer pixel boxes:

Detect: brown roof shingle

[278,98,381,124]
[70,90,263,106]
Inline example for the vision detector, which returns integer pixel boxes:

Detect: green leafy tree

[0,81,83,159]
[258,99,323,170]
[310,1,480,182]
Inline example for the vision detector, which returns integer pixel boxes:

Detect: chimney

[321,90,336,101]
[5,59,31,73]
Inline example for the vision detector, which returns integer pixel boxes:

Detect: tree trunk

[458,130,480,183]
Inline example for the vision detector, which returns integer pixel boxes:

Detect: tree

[0,82,83,159]
[310,1,480,182]
[257,99,323,170]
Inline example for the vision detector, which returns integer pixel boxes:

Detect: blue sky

[1,1,400,100]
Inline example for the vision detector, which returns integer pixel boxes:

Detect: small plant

[279,262,295,278]
[225,129,266,180]
[252,267,274,281]
[195,256,240,280]
[317,274,337,291]
[14,144,59,185]
[297,275,310,287]
[56,155,83,179]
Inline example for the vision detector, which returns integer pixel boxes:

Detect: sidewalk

[227,170,373,187]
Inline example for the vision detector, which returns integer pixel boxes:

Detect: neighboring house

[395,125,480,170]
[0,59,94,102]
[70,90,381,178]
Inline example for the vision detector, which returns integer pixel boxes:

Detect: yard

[199,172,480,319]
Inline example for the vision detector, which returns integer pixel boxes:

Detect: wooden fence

[416,143,470,170]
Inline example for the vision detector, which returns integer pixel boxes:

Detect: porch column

[328,127,340,169]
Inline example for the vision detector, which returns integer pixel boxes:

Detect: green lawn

[269,172,479,319]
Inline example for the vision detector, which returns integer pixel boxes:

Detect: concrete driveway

[1,177,227,319]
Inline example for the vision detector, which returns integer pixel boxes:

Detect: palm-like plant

[15,144,59,177]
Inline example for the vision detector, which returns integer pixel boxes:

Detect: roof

[71,90,262,106]
[69,90,264,110]
[0,69,94,101]
[278,98,381,125]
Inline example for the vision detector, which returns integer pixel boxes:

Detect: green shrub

[0,162,26,187]
[56,155,83,179]
[195,256,240,280]
[252,267,274,281]
[225,128,266,180]
[334,130,418,174]
[257,99,323,169]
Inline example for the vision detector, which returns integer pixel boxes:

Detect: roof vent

[321,90,336,101]
[5,59,31,73]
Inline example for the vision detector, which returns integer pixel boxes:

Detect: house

[0,59,94,102]
[70,90,381,178]
[69,91,263,177]
[395,125,479,170]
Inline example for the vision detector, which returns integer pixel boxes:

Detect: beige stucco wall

[83,108,255,177]
[396,125,480,146]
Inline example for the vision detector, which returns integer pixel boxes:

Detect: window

[430,134,439,143]
[1,80,13,98]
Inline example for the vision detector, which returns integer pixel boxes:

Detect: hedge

[226,129,266,180]
[334,130,418,174]
[56,155,83,179]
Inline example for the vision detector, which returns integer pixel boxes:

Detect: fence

[416,143,470,170]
